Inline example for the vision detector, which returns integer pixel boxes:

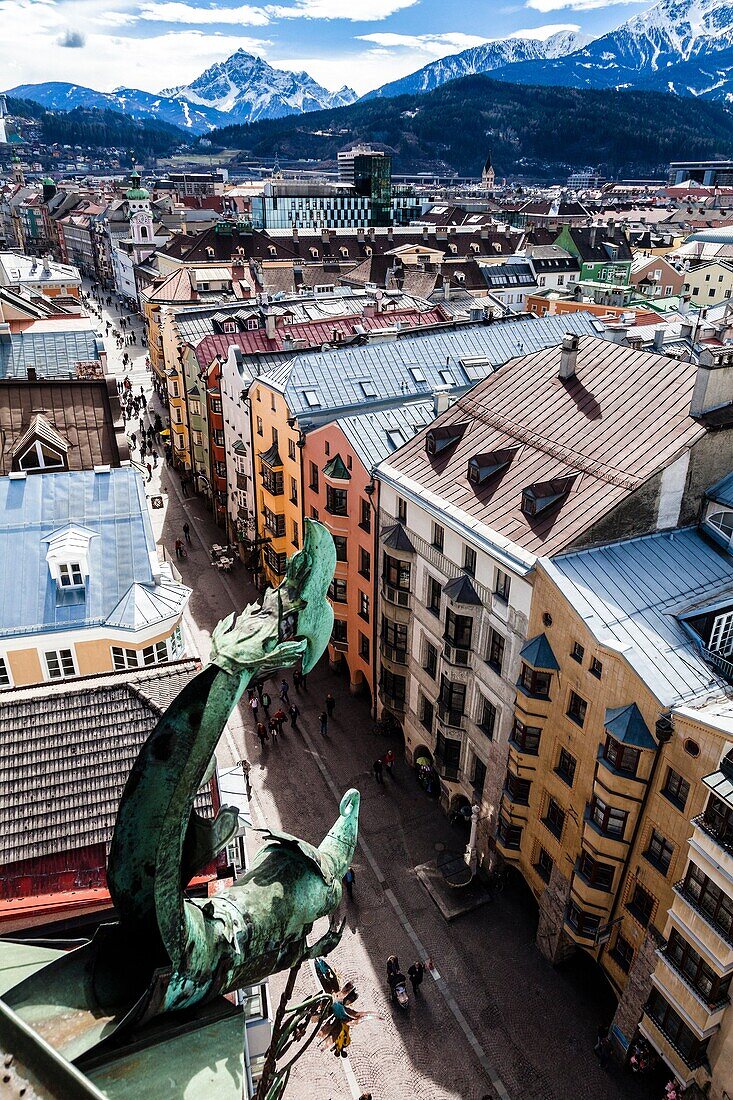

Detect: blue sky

[1,0,655,95]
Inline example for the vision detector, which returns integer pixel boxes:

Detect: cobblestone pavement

[90,284,660,1100]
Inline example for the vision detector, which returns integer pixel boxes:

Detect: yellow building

[496,512,733,1097]
[0,468,189,690]
[682,259,733,306]
[249,378,303,588]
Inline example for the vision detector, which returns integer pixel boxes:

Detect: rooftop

[264,311,600,423]
[0,660,204,866]
[0,467,189,639]
[378,335,705,566]
[0,377,126,475]
[0,323,105,381]
[337,399,435,473]
[544,527,733,707]
[0,251,81,285]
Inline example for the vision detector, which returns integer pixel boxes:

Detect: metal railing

[692,813,733,856]
[672,880,733,950]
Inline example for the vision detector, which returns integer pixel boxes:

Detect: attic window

[339,247,349,258]
[59,562,84,588]
[387,429,405,450]
[303,389,321,408]
[521,476,575,517]
[710,611,733,657]
[222,320,237,334]
[409,366,426,383]
[309,247,319,258]
[439,369,455,385]
[205,247,215,259]
[268,245,277,255]
[18,441,66,471]
[468,448,518,486]
[425,421,468,458]
[360,381,377,398]
[247,318,259,331]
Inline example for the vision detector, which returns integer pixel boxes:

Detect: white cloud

[526,0,639,11]
[268,0,418,19]
[139,1,270,23]
[357,32,491,55]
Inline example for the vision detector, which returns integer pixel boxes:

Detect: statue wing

[256,828,328,881]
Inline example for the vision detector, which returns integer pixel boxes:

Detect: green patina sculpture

[5,520,360,1063]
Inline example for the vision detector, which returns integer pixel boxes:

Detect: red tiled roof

[380,336,706,558]
[192,307,447,367]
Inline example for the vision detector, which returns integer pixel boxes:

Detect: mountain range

[213,73,733,179]
[4,0,733,138]
[5,51,356,134]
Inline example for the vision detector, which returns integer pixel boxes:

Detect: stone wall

[536,864,575,965]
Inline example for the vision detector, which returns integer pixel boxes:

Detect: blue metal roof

[267,312,600,422]
[0,468,186,638]
[604,703,656,750]
[545,527,733,707]
[338,400,435,473]
[520,633,560,670]
[706,471,733,509]
[0,328,105,381]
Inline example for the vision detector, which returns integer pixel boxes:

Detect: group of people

[372,750,396,783]
[250,680,301,748]
[387,954,426,996]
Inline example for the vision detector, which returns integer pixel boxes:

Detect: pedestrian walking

[175,538,184,559]
[139,417,145,433]
[293,668,302,691]
[273,709,286,736]
[256,722,268,749]
[153,451,158,468]
[146,462,152,483]
[343,866,355,900]
[326,692,336,718]
[408,961,424,995]
[268,717,278,744]
[249,694,259,722]
[288,702,299,729]
[181,477,189,498]
[319,711,328,737]
[383,748,395,776]
[261,690,271,716]
[130,432,136,449]
[279,679,290,704]
[372,758,383,784]
[183,522,191,545]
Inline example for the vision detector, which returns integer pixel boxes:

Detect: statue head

[210,519,336,678]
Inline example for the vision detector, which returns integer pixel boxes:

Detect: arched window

[707,509,733,539]
[140,225,149,240]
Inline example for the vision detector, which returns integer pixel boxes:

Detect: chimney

[432,386,452,415]
[589,226,598,249]
[42,253,51,276]
[652,325,666,353]
[422,225,428,241]
[443,277,451,302]
[558,333,579,380]
[292,226,298,244]
[680,321,693,340]
[690,348,733,418]
[264,310,277,341]
[27,366,37,382]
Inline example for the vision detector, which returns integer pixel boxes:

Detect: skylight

[409,365,426,383]
[303,389,321,407]
[439,369,455,385]
[387,430,405,450]
[360,380,378,398]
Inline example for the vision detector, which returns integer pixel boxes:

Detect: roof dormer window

[44,523,94,595]
[468,447,518,486]
[425,421,468,457]
[521,476,575,517]
[222,319,238,334]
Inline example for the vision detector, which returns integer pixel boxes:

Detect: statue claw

[304,916,346,961]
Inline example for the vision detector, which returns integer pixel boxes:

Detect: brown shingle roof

[0,377,126,475]
[379,336,705,558]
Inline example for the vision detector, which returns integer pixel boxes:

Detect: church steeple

[481,151,495,194]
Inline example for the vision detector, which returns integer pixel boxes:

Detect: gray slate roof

[266,312,600,423]
[544,527,733,707]
[0,660,207,866]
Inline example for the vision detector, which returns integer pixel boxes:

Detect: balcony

[381,642,407,666]
[381,582,412,610]
[638,1016,704,1088]
[671,881,733,968]
[691,814,733,880]
[437,702,464,730]
[654,951,730,1034]
[443,642,472,669]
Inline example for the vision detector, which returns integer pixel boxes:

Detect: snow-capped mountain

[488,0,733,101]
[163,50,356,123]
[365,30,587,100]
[6,51,357,135]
